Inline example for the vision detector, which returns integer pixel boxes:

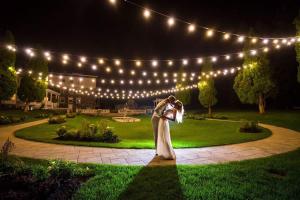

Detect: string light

[168,60,173,66]
[167,17,175,27]
[114,59,121,66]
[211,56,217,62]
[135,60,142,67]
[130,70,136,75]
[225,55,231,60]
[118,68,124,74]
[98,58,105,65]
[92,65,97,70]
[106,67,111,73]
[188,24,196,33]
[263,39,269,44]
[80,56,87,63]
[152,60,158,67]
[143,9,151,19]
[109,0,116,5]
[182,59,188,65]
[120,0,298,43]
[197,58,203,64]
[206,29,214,37]
[251,38,258,44]
[238,36,245,43]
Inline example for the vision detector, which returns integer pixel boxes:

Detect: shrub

[66,112,76,118]
[98,119,110,134]
[102,129,119,143]
[49,115,66,124]
[56,120,119,143]
[0,115,11,124]
[9,116,23,123]
[56,126,67,138]
[1,138,15,161]
[239,121,262,133]
[35,113,49,118]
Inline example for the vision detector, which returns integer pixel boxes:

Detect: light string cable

[119,0,299,41]
[4,41,293,71]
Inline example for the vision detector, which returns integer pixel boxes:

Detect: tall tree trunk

[258,94,265,114]
[208,105,212,118]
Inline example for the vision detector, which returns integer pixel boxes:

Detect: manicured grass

[74,148,300,200]
[213,110,300,132]
[15,115,270,149]
[5,110,300,199]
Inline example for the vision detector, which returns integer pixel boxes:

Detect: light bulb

[188,24,196,33]
[224,33,230,40]
[206,29,214,37]
[143,9,151,19]
[167,17,175,27]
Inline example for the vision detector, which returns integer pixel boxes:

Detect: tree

[0,31,17,105]
[234,43,276,114]
[198,61,217,117]
[17,76,46,111]
[294,11,300,83]
[0,68,17,104]
[17,49,48,111]
[175,68,191,106]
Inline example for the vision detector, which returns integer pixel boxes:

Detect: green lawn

[74,149,300,200]
[204,110,300,131]
[4,110,300,199]
[15,115,270,149]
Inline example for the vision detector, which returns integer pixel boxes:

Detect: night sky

[0,0,299,107]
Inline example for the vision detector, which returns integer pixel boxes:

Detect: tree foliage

[294,11,300,83]
[175,68,191,106]
[17,49,48,111]
[233,42,276,114]
[0,31,17,102]
[17,76,46,103]
[0,68,17,101]
[198,61,217,116]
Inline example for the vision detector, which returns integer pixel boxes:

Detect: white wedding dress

[156,105,184,160]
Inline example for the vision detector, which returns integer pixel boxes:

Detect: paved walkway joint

[1,119,300,166]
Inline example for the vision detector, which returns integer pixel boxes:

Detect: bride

[157,100,184,160]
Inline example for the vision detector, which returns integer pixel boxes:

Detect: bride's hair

[174,100,184,123]
[174,100,183,111]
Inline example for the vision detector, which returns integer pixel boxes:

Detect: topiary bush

[49,115,66,124]
[239,121,262,133]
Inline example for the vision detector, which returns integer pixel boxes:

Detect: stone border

[1,119,300,166]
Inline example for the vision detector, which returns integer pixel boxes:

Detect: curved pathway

[1,119,300,166]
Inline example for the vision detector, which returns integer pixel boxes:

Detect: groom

[151,95,176,154]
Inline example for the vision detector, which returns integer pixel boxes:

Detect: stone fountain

[112,106,141,123]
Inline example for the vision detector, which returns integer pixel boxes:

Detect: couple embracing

[151,96,184,160]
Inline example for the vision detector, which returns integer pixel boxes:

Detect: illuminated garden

[1,0,300,199]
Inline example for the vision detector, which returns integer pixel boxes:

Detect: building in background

[48,73,97,111]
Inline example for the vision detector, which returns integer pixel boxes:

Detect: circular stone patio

[1,119,300,166]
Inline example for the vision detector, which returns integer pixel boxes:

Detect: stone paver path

[1,119,300,166]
